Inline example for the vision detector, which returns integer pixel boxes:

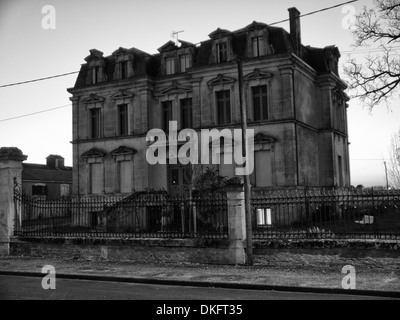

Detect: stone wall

[10,237,236,265]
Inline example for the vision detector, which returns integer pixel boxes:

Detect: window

[168,164,191,195]
[91,66,99,84]
[179,54,190,72]
[162,101,173,131]
[120,61,128,79]
[252,85,268,121]
[251,36,264,57]
[118,160,132,193]
[165,57,175,75]
[180,98,192,129]
[216,90,231,125]
[89,163,103,194]
[216,42,228,63]
[60,184,70,197]
[256,208,272,226]
[32,184,47,197]
[251,151,273,187]
[118,104,128,136]
[219,151,235,178]
[90,108,101,139]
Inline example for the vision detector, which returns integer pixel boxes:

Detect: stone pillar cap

[0,147,28,161]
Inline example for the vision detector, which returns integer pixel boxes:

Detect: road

[0,275,394,301]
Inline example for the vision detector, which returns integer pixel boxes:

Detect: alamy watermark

[41,5,56,30]
[341,4,356,30]
[41,265,56,290]
[341,265,356,290]
[146,121,255,176]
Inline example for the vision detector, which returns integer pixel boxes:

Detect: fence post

[0,147,27,255]
[225,185,247,265]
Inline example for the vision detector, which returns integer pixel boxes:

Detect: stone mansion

[67,7,351,197]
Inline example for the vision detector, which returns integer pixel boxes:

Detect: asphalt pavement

[0,275,395,300]
[0,256,399,300]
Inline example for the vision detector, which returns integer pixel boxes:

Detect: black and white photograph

[0,0,400,307]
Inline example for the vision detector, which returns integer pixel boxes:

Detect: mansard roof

[70,19,343,90]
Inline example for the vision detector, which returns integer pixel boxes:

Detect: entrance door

[169,164,191,195]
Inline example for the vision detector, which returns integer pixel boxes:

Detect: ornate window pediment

[254,133,276,144]
[111,90,134,100]
[82,148,106,159]
[82,94,105,104]
[207,74,236,88]
[158,81,192,96]
[110,146,137,157]
[111,146,137,162]
[244,68,273,82]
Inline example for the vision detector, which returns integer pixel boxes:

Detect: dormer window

[112,47,135,80]
[179,54,190,73]
[84,49,105,85]
[91,66,100,84]
[165,57,176,75]
[251,36,264,57]
[216,42,228,63]
[120,61,128,79]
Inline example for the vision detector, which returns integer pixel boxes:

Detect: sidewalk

[0,255,399,296]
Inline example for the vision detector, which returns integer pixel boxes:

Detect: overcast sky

[0,0,399,187]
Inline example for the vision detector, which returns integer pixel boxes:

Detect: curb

[1,270,399,299]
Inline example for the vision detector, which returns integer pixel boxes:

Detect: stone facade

[67,7,351,197]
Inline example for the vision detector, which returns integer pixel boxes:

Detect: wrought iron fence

[251,188,400,240]
[13,190,228,239]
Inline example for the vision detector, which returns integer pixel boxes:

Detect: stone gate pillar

[0,147,27,255]
[225,185,247,265]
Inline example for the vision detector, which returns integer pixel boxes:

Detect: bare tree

[388,128,400,188]
[344,0,400,110]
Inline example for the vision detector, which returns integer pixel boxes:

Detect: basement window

[256,208,272,227]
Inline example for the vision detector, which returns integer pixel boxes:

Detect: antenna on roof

[171,30,185,45]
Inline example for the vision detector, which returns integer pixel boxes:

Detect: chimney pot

[288,7,302,58]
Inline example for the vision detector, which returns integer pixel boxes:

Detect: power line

[0,71,79,88]
[270,0,360,26]
[342,46,400,54]
[0,104,71,122]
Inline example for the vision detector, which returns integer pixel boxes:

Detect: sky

[0,0,399,187]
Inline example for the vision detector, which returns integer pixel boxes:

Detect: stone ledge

[253,239,400,251]
[13,236,230,248]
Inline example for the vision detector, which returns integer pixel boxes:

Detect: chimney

[288,7,302,58]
